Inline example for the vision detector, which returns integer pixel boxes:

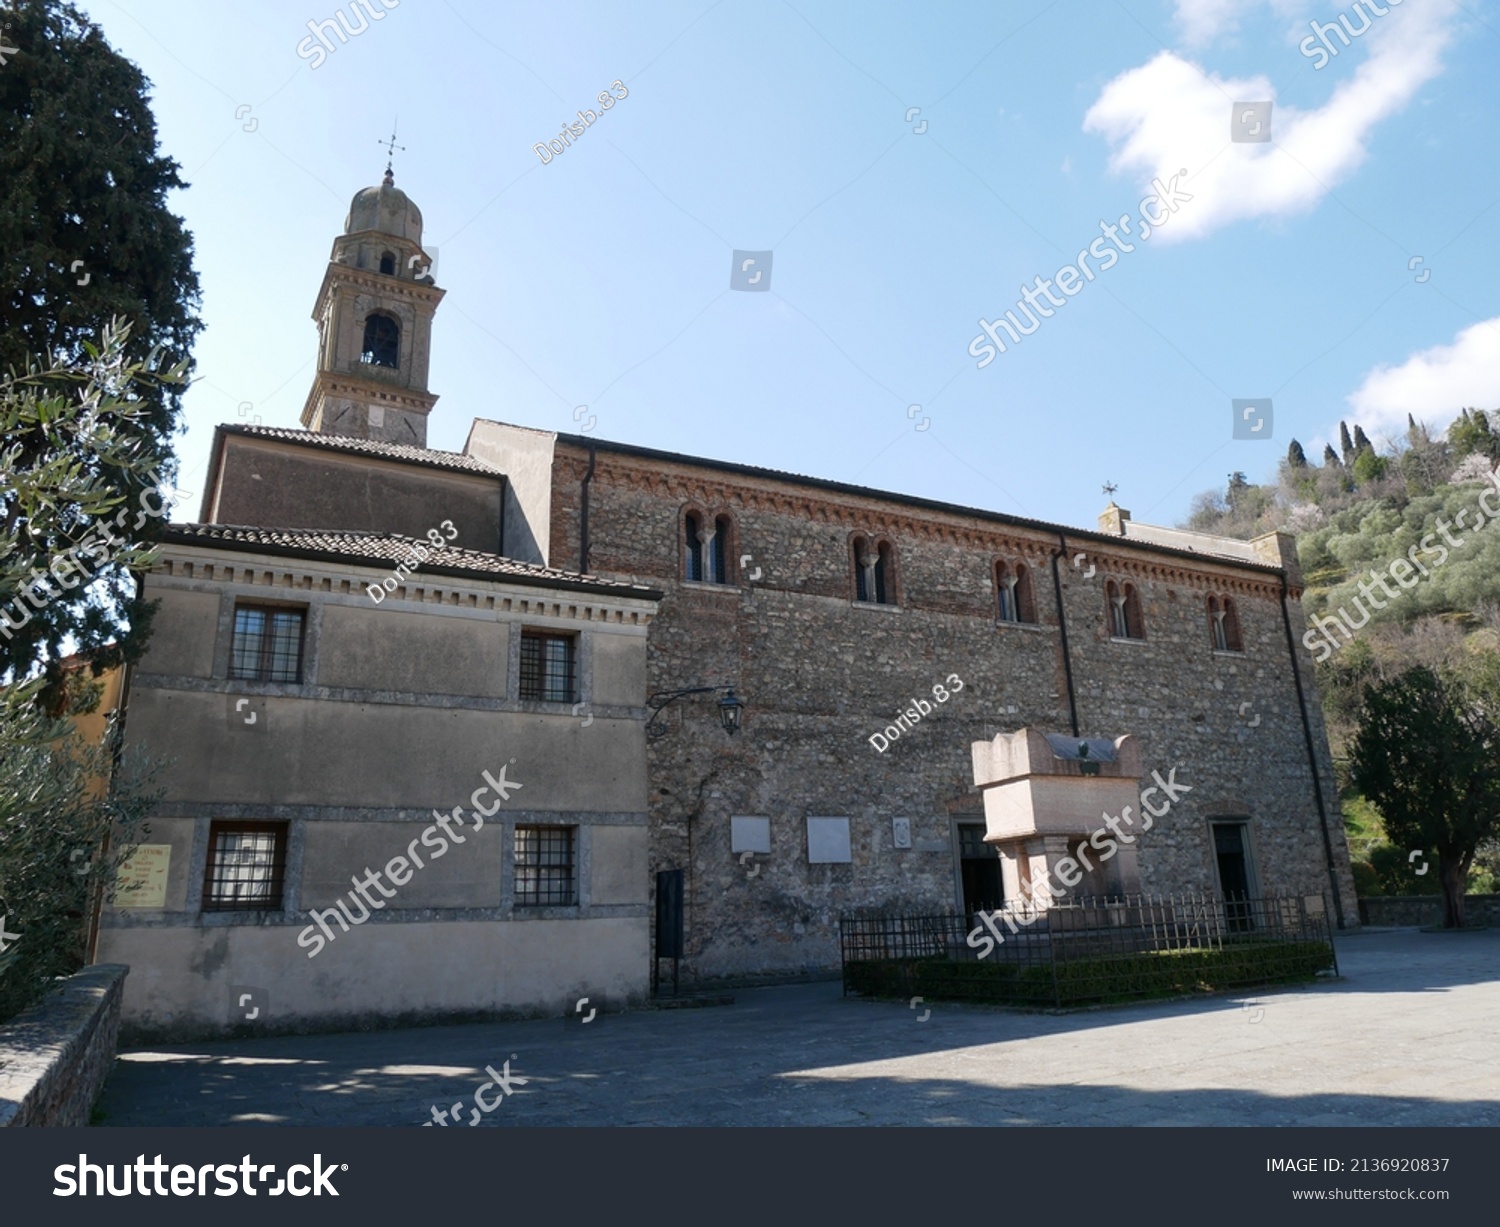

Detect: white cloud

[1172,0,1242,48]
[1085,0,1456,243]
[1347,320,1500,437]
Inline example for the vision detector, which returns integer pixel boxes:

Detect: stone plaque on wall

[114,844,171,909]
[806,817,852,864]
[891,818,912,849]
[731,815,772,855]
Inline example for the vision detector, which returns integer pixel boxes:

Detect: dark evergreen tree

[1448,407,1500,463]
[0,0,200,703]
[1339,421,1356,464]
[1350,665,1500,928]
[1353,424,1374,455]
[1323,444,1342,468]
[1287,439,1309,468]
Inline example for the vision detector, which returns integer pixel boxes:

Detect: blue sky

[79,0,1499,533]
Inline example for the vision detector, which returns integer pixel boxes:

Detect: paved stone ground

[96,928,1500,1126]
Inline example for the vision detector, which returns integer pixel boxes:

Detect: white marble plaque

[806,816,852,864]
[731,815,771,854]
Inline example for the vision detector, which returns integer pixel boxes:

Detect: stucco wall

[103,919,645,1040]
[100,546,656,1034]
[210,436,504,551]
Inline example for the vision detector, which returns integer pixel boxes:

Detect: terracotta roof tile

[224,424,500,476]
[161,523,661,600]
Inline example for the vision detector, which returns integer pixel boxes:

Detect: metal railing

[839,893,1337,1007]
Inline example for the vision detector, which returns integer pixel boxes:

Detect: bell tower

[301,168,445,446]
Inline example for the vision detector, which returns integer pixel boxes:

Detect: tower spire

[378,120,405,186]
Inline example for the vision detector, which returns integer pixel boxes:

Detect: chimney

[1098,503,1130,536]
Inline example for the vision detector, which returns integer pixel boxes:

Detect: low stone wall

[0,964,128,1127]
[1357,895,1500,928]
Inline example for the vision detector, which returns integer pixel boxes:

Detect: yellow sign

[114,844,171,908]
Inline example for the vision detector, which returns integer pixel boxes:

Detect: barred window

[230,606,305,683]
[202,821,287,911]
[514,826,577,907]
[519,631,577,702]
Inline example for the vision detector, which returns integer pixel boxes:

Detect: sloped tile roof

[161,523,662,600]
[223,424,500,476]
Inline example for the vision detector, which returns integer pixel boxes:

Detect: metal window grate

[202,822,287,911]
[519,632,576,702]
[230,607,304,682]
[514,825,577,907]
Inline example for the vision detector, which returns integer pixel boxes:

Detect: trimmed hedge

[845,939,1336,1007]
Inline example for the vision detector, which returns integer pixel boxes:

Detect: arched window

[996,560,1036,624]
[711,515,732,584]
[684,512,704,582]
[379,251,396,276]
[360,313,400,368]
[853,536,895,604]
[1209,595,1243,652]
[683,511,733,584]
[1106,579,1144,640]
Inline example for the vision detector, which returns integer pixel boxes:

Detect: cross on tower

[378,122,405,184]
[1102,481,1118,497]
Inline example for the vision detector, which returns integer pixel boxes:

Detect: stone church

[96,172,1357,1035]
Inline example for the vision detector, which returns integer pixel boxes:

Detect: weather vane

[1102,481,1118,497]
[378,120,405,181]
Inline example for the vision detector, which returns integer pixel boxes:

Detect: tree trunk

[1439,856,1468,929]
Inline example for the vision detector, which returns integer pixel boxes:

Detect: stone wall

[550,442,1358,982]
[1359,894,1500,927]
[0,964,127,1127]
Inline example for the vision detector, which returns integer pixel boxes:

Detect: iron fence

[839,893,1338,1008]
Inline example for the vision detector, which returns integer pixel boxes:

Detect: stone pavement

[95,928,1500,1126]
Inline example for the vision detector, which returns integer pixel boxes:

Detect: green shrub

[845,939,1336,1008]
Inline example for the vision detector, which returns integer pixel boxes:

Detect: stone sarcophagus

[971,728,1144,905]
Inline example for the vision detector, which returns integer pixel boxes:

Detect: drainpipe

[1050,535,1080,737]
[1276,573,1346,929]
[579,443,596,573]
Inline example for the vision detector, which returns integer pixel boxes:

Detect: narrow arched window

[360,313,400,368]
[1208,595,1227,651]
[684,512,704,582]
[997,560,1036,624]
[997,563,1017,622]
[1014,563,1035,623]
[874,542,893,603]
[711,515,732,584]
[1108,580,1144,639]
[379,251,396,276]
[854,537,895,604]
[1222,597,1243,651]
[1208,594,1243,651]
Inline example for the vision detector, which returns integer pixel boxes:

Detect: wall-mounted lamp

[646,686,745,740]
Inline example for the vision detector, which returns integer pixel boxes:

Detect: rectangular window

[519,631,577,702]
[514,825,577,907]
[230,606,305,683]
[202,821,287,911]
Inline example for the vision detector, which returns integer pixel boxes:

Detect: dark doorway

[1212,822,1255,932]
[958,823,1004,914]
